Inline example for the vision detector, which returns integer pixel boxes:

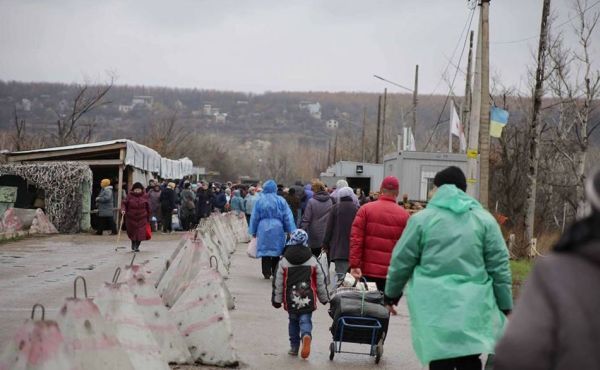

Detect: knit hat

[100,179,111,188]
[132,182,144,191]
[433,166,467,192]
[336,179,349,189]
[381,176,399,191]
[286,229,308,247]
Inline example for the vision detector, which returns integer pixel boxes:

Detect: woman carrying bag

[121,182,151,252]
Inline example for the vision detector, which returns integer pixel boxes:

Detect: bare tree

[524,0,552,252]
[144,109,190,158]
[53,75,114,146]
[546,0,600,215]
[13,105,26,151]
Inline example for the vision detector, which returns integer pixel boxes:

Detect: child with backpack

[272,229,330,358]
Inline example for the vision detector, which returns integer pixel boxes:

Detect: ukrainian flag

[490,107,509,138]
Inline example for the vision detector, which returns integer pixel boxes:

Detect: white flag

[450,103,466,152]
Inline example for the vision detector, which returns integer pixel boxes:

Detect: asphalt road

[0,233,423,369]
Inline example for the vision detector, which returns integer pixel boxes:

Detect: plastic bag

[317,252,329,283]
[145,223,152,240]
[247,238,257,258]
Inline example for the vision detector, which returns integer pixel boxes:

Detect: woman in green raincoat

[384,166,512,369]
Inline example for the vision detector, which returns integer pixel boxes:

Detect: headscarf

[332,185,360,208]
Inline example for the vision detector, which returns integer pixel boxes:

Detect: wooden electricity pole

[466,0,490,208]
[524,0,551,252]
[375,96,382,163]
[381,88,388,158]
[333,127,339,164]
[412,65,419,150]
[478,0,491,209]
[361,107,367,162]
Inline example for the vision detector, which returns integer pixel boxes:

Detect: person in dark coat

[121,182,150,252]
[147,183,161,229]
[494,168,600,370]
[300,180,333,257]
[195,182,214,222]
[159,182,177,233]
[179,182,196,231]
[284,188,301,225]
[322,186,359,276]
[214,187,227,212]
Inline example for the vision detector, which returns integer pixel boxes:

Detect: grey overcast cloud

[0,0,597,93]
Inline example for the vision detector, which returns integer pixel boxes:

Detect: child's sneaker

[300,335,311,359]
[288,347,299,356]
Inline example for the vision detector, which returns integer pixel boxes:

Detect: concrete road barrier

[94,270,169,370]
[0,304,77,370]
[169,268,238,367]
[56,277,134,370]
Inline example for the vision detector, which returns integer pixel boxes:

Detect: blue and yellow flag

[490,107,509,138]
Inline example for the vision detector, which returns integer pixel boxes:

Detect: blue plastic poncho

[249,180,296,257]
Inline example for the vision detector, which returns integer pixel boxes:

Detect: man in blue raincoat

[249,180,296,279]
[384,166,512,370]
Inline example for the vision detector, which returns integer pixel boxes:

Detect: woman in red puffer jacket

[121,182,151,252]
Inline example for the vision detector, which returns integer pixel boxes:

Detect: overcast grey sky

[0,0,598,94]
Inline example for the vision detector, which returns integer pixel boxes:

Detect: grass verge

[511,259,534,299]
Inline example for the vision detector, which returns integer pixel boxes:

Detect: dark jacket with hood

[300,191,333,249]
[214,190,227,211]
[323,196,358,261]
[272,244,329,314]
[495,212,600,370]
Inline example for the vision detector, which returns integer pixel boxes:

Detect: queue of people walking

[92,166,600,369]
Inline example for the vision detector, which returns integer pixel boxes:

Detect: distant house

[131,96,154,108]
[19,99,32,112]
[214,112,227,124]
[299,101,322,119]
[203,104,213,116]
[118,105,133,113]
[326,119,339,129]
[236,100,249,105]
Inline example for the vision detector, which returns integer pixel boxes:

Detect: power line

[492,0,600,45]
[423,6,476,150]
[430,6,478,96]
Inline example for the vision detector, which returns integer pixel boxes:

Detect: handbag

[247,237,257,258]
[145,223,152,240]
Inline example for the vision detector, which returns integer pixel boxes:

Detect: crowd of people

[93,166,600,369]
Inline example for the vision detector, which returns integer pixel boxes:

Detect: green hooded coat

[385,185,513,364]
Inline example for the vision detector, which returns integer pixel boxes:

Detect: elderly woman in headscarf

[331,179,361,208]
[322,186,359,277]
[121,182,150,252]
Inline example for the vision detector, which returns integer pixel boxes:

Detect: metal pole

[375,96,382,164]
[361,107,367,162]
[412,65,419,150]
[381,88,388,158]
[463,31,474,145]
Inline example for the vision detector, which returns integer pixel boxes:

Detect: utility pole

[463,31,474,144]
[381,88,388,159]
[326,137,331,166]
[466,1,486,201]
[375,95,382,164]
[333,127,339,164]
[361,107,367,162]
[412,65,419,150]
[524,0,551,253]
[478,0,491,209]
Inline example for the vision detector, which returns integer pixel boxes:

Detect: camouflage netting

[0,162,92,233]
